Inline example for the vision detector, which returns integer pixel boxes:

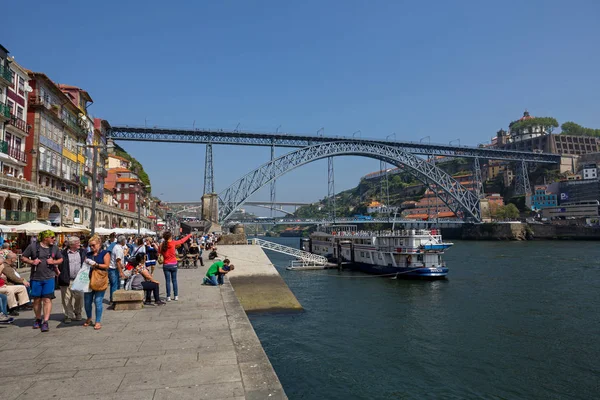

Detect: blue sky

[4,0,600,214]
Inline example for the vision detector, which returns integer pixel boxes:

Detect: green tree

[504,203,520,219]
[509,117,559,133]
[560,121,600,137]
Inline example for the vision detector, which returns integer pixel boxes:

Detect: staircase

[248,238,327,265]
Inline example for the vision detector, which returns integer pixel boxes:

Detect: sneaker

[173,296,179,301]
[20,303,34,311]
[33,319,42,329]
[0,314,14,324]
[74,315,83,321]
[41,321,49,332]
[166,297,171,302]
[143,301,155,306]
[8,309,19,316]
[155,301,166,306]
[64,317,72,324]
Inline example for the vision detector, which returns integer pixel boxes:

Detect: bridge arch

[218,141,481,223]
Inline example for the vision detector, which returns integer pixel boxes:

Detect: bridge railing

[248,238,327,265]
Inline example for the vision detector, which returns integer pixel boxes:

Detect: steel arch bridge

[218,141,481,223]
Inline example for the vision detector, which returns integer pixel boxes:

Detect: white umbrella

[13,220,61,235]
[65,224,91,233]
[94,227,114,235]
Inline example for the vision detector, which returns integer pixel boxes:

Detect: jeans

[84,290,105,323]
[0,293,7,314]
[141,281,160,302]
[108,268,120,302]
[203,275,219,286]
[163,265,178,298]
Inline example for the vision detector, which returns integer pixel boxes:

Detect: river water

[248,237,600,400]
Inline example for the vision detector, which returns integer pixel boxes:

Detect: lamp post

[137,183,151,235]
[449,139,461,147]
[77,143,101,235]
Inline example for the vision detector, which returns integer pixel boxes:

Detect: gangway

[248,238,327,265]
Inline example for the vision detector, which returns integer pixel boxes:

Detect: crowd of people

[0,230,232,330]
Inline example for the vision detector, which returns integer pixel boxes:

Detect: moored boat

[306,225,452,278]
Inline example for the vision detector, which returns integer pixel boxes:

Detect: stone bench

[112,289,144,310]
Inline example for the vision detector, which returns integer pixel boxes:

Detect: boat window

[417,255,424,261]
[360,251,365,257]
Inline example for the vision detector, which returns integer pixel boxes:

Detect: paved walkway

[1,259,287,400]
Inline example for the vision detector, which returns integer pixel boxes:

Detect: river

[248,237,600,400]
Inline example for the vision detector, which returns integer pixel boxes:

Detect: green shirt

[206,261,224,277]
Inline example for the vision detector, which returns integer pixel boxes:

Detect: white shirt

[110,244,125,269]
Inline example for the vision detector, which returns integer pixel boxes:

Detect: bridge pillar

[201,193,220,225]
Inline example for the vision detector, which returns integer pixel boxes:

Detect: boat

[305,225,452,278]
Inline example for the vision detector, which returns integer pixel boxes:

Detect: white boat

[306,225,452,278]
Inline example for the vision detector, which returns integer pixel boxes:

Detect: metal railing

[7,116,30,134]
[0,102,10,119]
[0,64,13,84]
[248,237,327,265]
[3,210,37,223]
[6,144,27,163]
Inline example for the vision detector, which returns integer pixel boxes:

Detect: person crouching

[203,259,234,286]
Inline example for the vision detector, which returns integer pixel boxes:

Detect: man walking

[21,230,63,332]
[58,236,86,323]
[108,235,127,304]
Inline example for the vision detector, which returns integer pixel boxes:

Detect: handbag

[157,253,164,264]
[89,267,108,292]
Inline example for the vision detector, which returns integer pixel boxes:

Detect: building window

[123,193,129,200]
[18,77,25,96]
[16,106,23,120]
[7,99,15,114]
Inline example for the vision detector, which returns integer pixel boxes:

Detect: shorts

[30,279,56,299]
[145,260,157,267]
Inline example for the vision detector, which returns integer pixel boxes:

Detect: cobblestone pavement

[0,261,287,400]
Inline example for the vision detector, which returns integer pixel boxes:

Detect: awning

[0,191,7,198]
[8,193,21,200]
[37,196,52,203]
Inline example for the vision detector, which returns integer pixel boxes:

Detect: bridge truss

[110,126,561,163]
[218,141,484,223]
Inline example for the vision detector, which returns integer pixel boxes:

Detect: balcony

[0,102,10,122]
[7,115,31,134]
[2,210,36,223]
[81,176,89,185]
[0,64,13,86]
[61,114,86,137]
[7,145,27,164]
[99,167,108,177]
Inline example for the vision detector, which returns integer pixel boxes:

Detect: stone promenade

[0,260,287,400]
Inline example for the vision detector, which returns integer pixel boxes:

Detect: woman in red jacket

[159,232,192,301]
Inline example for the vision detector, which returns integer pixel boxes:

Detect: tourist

[144,237,159,274]
[108,235,127,304]
[203,259,234,286]
[105,232,117,252]
[1,252,32,312]
[0,293,14,324]
[21,230,63,332]
[83,235,110,330]
[159,231,192,301]
[129,253,164,306]
[58,236,87,323]
[0,266,30,315]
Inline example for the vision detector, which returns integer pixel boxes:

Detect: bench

[112,289,144,310]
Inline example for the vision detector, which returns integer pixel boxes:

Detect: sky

[4,0,600,215]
